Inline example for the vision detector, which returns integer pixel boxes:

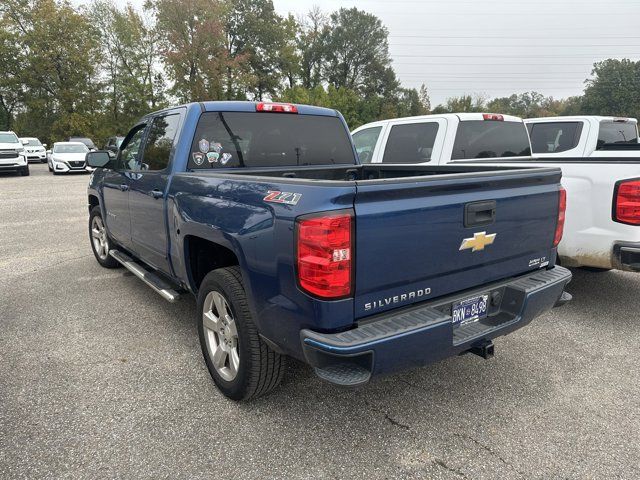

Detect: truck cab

[352,113,531,165]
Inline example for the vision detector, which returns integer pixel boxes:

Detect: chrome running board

[109,250,181,303]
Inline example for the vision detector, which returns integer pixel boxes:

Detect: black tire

[41,159,47,163]
[197,266,285,401]
[19,166,29,176]
[89,206,120,268]
[48,164,53,172]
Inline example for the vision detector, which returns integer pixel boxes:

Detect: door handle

[120,184,129,192]
[150,189,163,199]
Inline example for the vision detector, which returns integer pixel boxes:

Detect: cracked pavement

[1,164,639,479]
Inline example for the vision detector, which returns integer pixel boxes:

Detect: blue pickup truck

[86,101,572,400]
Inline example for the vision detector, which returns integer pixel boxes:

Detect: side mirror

[86,150,112,168]
[43,143,47,148]
[46,150,51,155]
[21,139,28,145]
[107,150,116,158]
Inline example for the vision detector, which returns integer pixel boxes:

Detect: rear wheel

[197,266,285,401]
[89,206,120,268]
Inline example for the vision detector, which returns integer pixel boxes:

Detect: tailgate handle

[464,200,496,228]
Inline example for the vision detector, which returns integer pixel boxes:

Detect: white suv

[20,137,47,163]
[0,131,29,176]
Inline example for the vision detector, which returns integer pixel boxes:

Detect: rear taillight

[256,102,298,113]
[483,113,504,121]
[554,186,567,247]
[296,211,353,299]
[614,179,640,225]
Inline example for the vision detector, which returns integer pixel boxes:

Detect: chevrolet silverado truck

[354,113,640,273]
[86,101,571,401]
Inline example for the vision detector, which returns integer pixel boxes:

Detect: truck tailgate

[353,169,561,318]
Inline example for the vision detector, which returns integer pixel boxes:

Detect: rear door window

[381,122,439,164]
[597,122,639,148]
[528,122,583,153]
[352,126,382,163]
[188,112,355,169]
[452,121,531,159]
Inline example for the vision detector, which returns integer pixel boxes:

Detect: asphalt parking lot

[1,163,639,479]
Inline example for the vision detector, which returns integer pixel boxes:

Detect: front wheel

[197,266,285,401]
[89,206,120,268]
[19,166,29,176]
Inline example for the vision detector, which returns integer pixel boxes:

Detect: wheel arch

[184,235,241,294]
[88,193,100,213]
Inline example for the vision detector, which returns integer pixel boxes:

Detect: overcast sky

[110,0,640,105]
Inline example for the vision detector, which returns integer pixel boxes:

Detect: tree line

[1,0,638,146]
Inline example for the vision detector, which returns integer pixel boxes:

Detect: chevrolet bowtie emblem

[459,231,497,252]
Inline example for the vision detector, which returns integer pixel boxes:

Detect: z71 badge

[263,190,302,205]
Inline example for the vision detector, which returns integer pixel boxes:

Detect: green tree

[149,0,239,103]
[297,7,327,89]
[225,0,294,99]
[322,8,396,96]
[433,94,487,114]
[91,1,165,132]
[582,59,640,118]
[3,0,101,142]
[0,15,23,130]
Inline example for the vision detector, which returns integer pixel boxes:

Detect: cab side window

[382,122,439,164]
[141,114,181,171]
[118,126,146,171]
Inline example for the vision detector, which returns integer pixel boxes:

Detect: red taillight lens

[256,102,298,113]
[615,179,640,225]
[296,212,353,298]
[554,186,567,247]
[483,113,504,121]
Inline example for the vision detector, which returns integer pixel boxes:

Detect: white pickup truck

[352,113,640,272]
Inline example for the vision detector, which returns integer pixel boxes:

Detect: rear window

[188,112,355,169]
[70,137,96,149]
[54,144,88,153]
[452,121,531,159]
[528,122,583,154]
[597,122,639,148]
[381,122,439,164]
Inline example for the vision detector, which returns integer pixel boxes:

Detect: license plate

[452,294,489,326]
